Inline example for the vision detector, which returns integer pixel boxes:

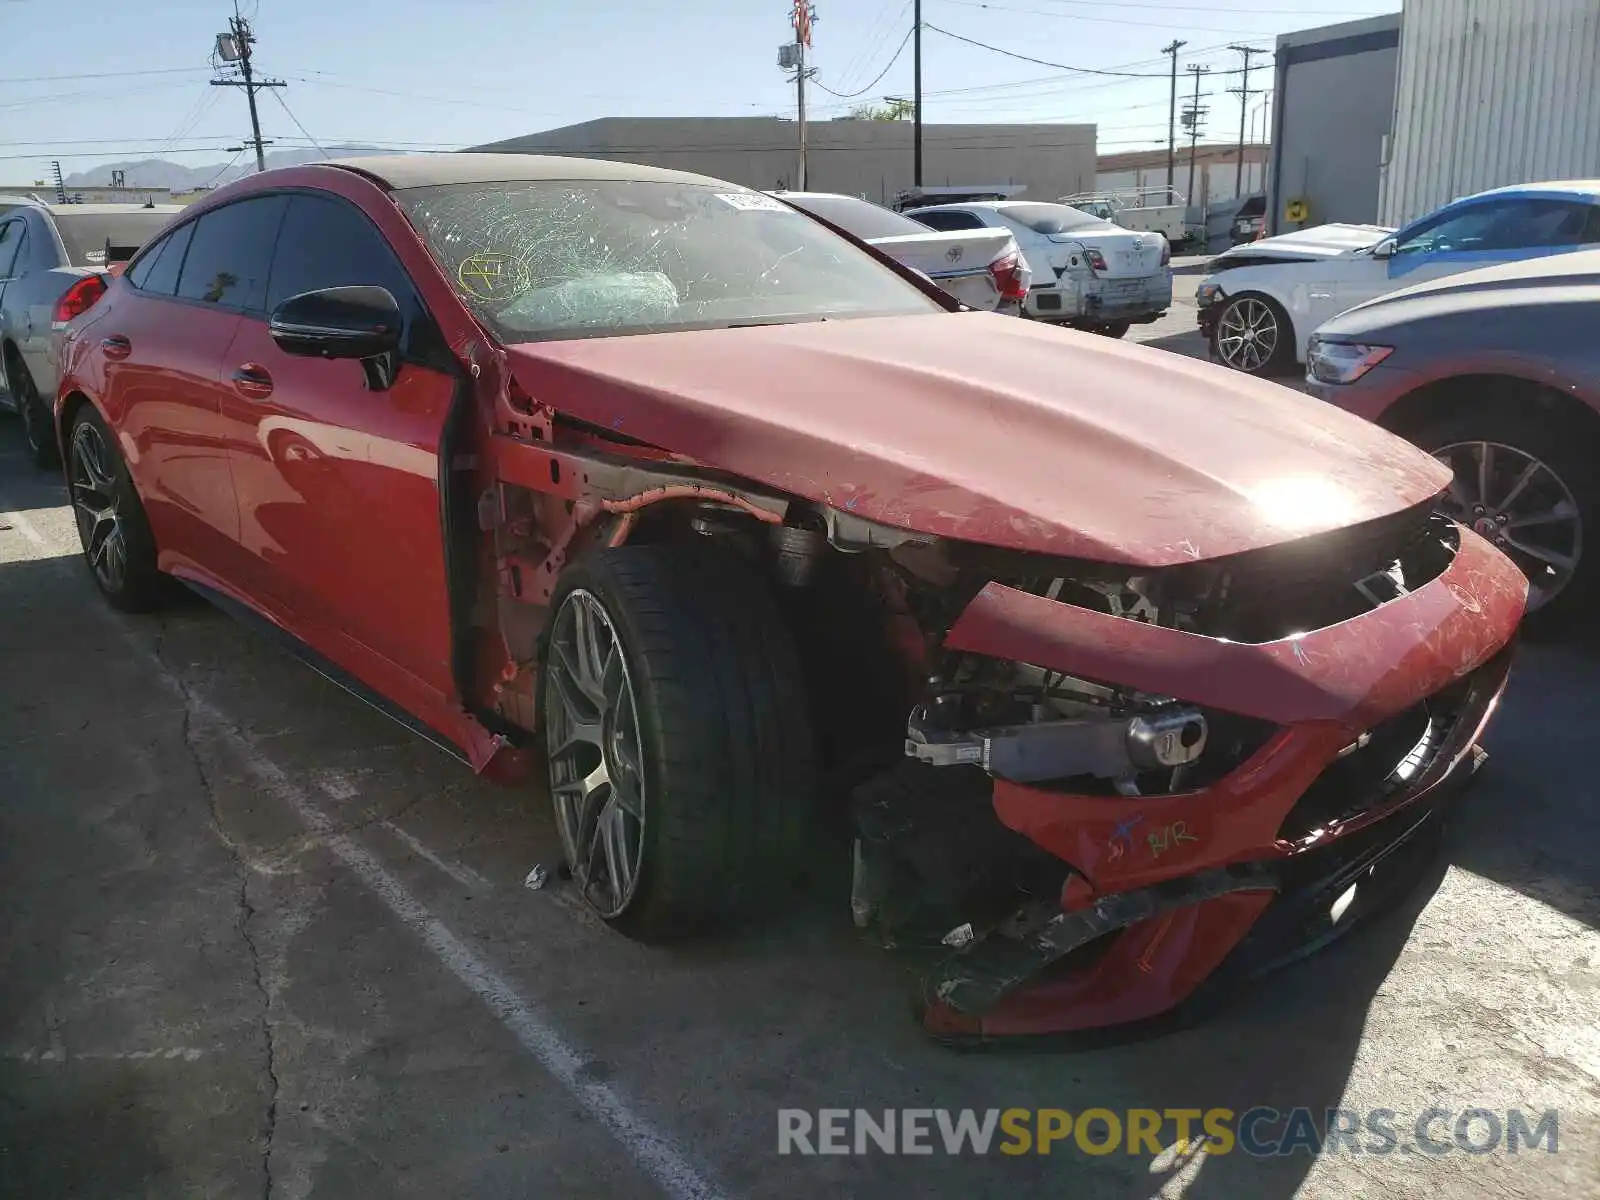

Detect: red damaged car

[54,155,1525,1043]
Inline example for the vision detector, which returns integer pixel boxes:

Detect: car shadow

[1443,637,1600,931]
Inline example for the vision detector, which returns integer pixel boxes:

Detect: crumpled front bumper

[917,525,1526,1041]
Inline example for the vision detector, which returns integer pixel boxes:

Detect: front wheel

[1414,409,1597,633]
[540,544,817,941]
[1211,293,1294,376]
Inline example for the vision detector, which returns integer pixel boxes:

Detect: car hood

[1214,222,1394,264]
[503,313,1449,567]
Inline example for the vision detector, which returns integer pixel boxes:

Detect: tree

[847,97,914,121]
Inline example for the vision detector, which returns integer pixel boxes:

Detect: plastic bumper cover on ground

[919,525,1526,1041]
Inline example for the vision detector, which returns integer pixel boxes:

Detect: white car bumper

[1025,272,1173,322]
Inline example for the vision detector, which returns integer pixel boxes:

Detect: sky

[0,0,1400,179]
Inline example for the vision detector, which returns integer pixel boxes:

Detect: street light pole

[913,0,923,187]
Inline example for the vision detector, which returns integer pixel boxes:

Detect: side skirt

[181,578,470,766]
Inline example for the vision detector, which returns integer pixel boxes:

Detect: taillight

[53,274,108,327]
[1085,248,1109,274]
[1159,237,1171,267]
[987,251,1028,301]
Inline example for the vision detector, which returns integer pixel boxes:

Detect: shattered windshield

[398,179,944,342]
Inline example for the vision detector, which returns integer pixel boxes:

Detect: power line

[932,0,1276,35]
[0,67,213,84]
[812,27,913,98]
[833,0,909,92]
[923,23,1169,76]
[267,88,327,158]
[1004,0,1387,12]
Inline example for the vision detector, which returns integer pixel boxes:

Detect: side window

[175,195,288,311]
[127,221,195,295]
[0,220,21,278]
[266,194,417,314]
[1392,203,1505,256]
[1583,204,1600,245]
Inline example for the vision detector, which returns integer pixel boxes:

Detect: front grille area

[1276,651,1504,845]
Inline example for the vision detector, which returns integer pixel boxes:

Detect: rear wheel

[67,405,166,611]
[8,354,57,470]
[1091,320,1131,339]
[1212,293,1294,376]
[540,543,817,941]
[1412,408,1596,633]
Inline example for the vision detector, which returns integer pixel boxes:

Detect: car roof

[1459,179,1600,203]
[322,152,737,192]
[45,203,188,216]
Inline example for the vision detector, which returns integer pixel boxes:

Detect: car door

[219,190,457,695]
[100,197,285,583]
[0,217,28,397]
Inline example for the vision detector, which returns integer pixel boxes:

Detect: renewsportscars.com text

[776,1107,1560,1157]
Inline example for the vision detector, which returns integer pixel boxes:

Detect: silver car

[0,198,183,466]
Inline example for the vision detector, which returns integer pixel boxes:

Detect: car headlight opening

[1195,281,1225,306]
[1307,337,1393,384]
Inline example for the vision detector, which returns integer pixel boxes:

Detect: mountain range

[64,146,392,191]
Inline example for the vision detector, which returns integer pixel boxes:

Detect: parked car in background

[1307,248,1600,630]
[906,200,1171,337]
[773,191,1029,313]
[1197,181,1600,376]
[54,153,1524,1042]
[1059,186,1193,245]
[1229,195,1267,245]
[0,198,182,465]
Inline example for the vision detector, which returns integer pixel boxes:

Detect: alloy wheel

[545,589,647,918]
[69,421,128,594]
[1433,440,1582,611]
[1215,297,1279,372]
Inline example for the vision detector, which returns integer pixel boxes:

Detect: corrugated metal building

[1378,0,1600,224]
[469,118,1097,207]
[1266,14,1402,236]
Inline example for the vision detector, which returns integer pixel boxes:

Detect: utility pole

[780,1,816,189]
[1182,64,1209,209]
[211,4,285,173]
[1227,44,1265,197]
[913,0,923,187]
[1162,40,1186,192]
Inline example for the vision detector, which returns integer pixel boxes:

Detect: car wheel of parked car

[67,405,165,612]
[1092,321,1131,339]
[540,543,817,941]
[1212,293,1294,376]
[1414,409,1596,631]
[8,355,58,470]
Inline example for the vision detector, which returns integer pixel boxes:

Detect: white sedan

[773,191,1029,314]
[904,200,1172,337]
[1196,180,1600,375]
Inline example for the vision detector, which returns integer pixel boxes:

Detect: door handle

[231,363,274,399]
[101,334,131,360]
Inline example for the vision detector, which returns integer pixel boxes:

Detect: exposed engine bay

[477,423,1507,1040]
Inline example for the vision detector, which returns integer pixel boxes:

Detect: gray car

[1306,248,1600,631]
[0,198,183,466]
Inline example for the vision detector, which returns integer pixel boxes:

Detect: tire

[1210,292,1295,376]
[7,353,58,470]
[66,405,166,612]
[1407,407,1598,635]
[1093,320,1131,339]
[539,543,817,941]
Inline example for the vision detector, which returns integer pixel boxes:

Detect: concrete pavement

[2,411,1597,1199]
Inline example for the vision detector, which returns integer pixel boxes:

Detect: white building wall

[1380,0,1600,224]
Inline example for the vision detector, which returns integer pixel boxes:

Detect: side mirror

[269,285,402,360]
[1371,238,1397,260]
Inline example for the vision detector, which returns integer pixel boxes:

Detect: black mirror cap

[269,285,402,360]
